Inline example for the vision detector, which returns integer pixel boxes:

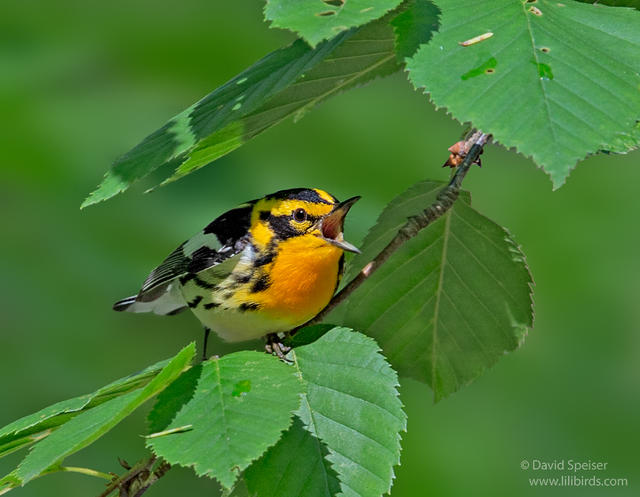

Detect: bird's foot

[264,333,291,362]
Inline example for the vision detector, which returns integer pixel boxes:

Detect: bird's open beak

[318,196,361,254]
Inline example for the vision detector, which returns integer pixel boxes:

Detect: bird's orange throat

[247,235,342,325]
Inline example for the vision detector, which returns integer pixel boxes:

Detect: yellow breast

[232,234,343,326]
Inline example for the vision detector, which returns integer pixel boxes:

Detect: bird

[113,188,360,359]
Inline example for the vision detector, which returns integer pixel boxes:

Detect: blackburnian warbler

[114,188,360,357]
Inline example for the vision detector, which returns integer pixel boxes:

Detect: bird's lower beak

[318,196,361,254]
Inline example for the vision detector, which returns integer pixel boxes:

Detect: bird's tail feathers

[113,283,186,316]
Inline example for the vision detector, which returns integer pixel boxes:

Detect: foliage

[147,351,303,490]
[407,0,640,188]
[3,0,638,495]
[329,181,533,400]
[264,0,404,47]
[0,357,173,459]
[289,327,406,497]
[1,344,195,491]
[1,329,405,497]
[83,0,640,205]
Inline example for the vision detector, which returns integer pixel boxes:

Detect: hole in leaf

[461,57,498,80]
[526,0,537,3]
[540,47,550,53]
[532,60,554,80]
[529,6,543,15]
[232,379,251,397]
[316,10,336,16]
[323,0,344,6]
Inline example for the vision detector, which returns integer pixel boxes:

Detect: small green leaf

[147,351,303,490]
[242,417,340,497]
[407,0,640,188]
[0,355,175,459]
[289,327,406,497]
[14,343,195,485]
[330,181,534,401]
[0,472,19,495]
[264,0,403,47]
[391,0,440,60]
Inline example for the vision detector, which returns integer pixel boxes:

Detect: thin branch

[300,130,491,329]
[96,456,171,497]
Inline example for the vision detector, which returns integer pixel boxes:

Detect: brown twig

[298,129,491,330]
[97,456,171,497]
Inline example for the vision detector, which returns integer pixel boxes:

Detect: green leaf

[0,355,175,459]
[391,0,440,60]
[576,0,639,8]
[284,324,335,348]
[13,343,195,485]
[329,181,533,401]
[407,0,640,188]
[264,0,403,47]
[288,327,406,497]
[0,472,20,495]
[82,15,401,208]
[146,351,303,491]
[603,120,640,154]
[242,417,340,497]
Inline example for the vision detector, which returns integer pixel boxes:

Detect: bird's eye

[293,208,307,222]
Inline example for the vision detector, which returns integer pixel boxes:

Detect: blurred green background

[1,1,638,495]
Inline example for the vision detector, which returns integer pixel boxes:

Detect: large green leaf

[146,351,303,491]
[329,181,533,401]
[288,327,406,497]
[264,0,403,47]
[604,120,640,154]
[10,343,195,486]
[391,0,440,60]
[577,0,639,8]
[0,354,175,459]
[407,0,640,188]
[241,417,340,497]
[82,15,403,207]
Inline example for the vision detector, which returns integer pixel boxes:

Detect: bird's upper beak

[317,196,361,254]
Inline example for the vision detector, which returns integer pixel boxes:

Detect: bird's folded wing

[138,203,254,297]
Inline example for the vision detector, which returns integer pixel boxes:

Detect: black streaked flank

[251,274,271,293]
[233,273,252,284]
[239,302,261,312]
[254,251,275,267]
[193,275,215,289]
[188,296,203,308]
[204,302,220,310]
[179,273,196,285]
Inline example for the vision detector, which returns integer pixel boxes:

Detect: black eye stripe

[267,213,319,239]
